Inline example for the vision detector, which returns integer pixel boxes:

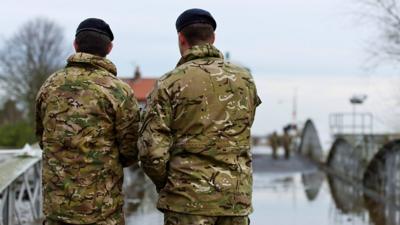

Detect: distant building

[122,66,157,109]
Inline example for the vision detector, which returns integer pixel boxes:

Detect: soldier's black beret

[76,18,114,41]
[176,8,217,32]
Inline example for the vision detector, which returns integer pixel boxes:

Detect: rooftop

[122,66,157,103]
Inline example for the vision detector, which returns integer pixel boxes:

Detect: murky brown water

[123,153,400,225]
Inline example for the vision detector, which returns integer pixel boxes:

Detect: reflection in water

[301,172,324,201]
[364,195,400,225]
[363,140,400,225]
[123,166,163,224]
[121,156,400,225]
[327,175,365,214]
[251,171,368,225]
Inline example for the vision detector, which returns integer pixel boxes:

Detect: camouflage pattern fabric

[36,53,140,224]
[44,206,124,225]
[139,44,261,216]
[164,211,250,225]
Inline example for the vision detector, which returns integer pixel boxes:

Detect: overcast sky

[0,0,398,143]
[0,0,388,77]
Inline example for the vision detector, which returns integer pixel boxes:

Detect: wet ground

[124,150,400,225]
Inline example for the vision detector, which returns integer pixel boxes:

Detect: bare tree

[0,100,23,126]
[360,0,400,63]
[359,1,400,126]
[0,18,67,123]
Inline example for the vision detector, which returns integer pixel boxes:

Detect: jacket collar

[67,53,117,76]
[177,44,224,67]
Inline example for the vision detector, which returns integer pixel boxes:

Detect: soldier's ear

[106,42,113,55]
[210,33,215,44]
[73,40,79,52]
[178,32,189,56]
[178,32,187,46]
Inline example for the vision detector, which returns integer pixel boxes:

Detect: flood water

[2,148,398,225]
[123,150,400,225]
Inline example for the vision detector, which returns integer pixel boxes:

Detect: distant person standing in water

[269,131,279,159]
[282,128,292,159]
[36,18,140,225]
[138,8,261,225]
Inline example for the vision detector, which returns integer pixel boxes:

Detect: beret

[176,8,217,32]
[76,18,114,41]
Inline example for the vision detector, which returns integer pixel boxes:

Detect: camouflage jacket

[138,44,261,216]
[36,53,140,224]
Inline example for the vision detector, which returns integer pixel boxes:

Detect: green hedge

[0,121,37,148]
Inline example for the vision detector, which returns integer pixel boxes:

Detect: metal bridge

[0,146,42,225]
[298,119,400,225]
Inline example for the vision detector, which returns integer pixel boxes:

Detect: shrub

[0,121,37,148]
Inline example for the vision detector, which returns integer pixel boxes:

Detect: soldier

[282,128,292,159]
[36,18,140,225]
[138,8,261,225]
[268,131,279,159]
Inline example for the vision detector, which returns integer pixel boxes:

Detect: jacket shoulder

[160,63,190,81]
[36,68,68,100]
[225,62,257,85]
[112,77,134,93]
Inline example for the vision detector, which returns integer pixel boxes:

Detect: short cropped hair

[75,31,111,57]
[180,23,214,46]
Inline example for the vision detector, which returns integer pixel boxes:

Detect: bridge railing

[0,145,42,225]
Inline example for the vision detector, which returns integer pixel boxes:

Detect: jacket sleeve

[249,74,262,126]
[138,82,173,191]
[115,87,141,167]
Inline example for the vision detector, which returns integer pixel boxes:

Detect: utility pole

[292,88,298,127]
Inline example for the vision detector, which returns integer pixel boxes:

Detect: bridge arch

[298,119,323,163]
[362,140,400,225]
[326,138,366,180]
[363,140,400,197]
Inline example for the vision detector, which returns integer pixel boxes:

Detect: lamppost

[350,95,367,134]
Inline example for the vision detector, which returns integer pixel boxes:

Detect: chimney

[225,51,231,61]
[134,66,141,80]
